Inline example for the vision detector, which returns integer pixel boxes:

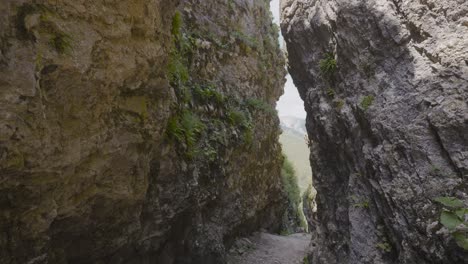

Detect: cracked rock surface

[0,0,286,263]
[281,0,468,263]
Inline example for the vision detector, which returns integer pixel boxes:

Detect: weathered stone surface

[282,0,468,263]
[0,0,286,263]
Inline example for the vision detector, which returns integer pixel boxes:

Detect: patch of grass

[376,242,392,253]
[179,112,205,149]
[319,52,337,80]
[167,52,189,84]
[232,30,259,54]
[281,155,307,232]
[227,110,246,126]
[242,127,254,146]
[362,62,375,78]
[49,32,72,54]
[245,98,276,114]
[335,99,345,110]
[282,156,300,202]
[166,116,184,143]
[353,200,370,209]
[270,23,280,37]
[166,111,206,159]
[171,11,183,37]
[192,84,225,105]
[360,95,375,111]
[228,0,235,13]
[351,195,370,209]
[326,88,335,98]
[227,110,248,127]
[17,3,74,55]
[167,11,195,88]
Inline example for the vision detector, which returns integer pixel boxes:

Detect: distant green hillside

[280,130,312,194]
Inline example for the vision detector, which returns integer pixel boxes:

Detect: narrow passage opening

[227,3,317,263]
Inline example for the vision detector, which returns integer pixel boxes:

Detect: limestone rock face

[0,0,286,263]
[281,0,468,263]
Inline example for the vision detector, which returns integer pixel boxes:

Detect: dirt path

[227,233,311,264]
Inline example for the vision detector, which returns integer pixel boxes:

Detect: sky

[270,0,306,119]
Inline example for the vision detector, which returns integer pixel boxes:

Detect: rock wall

[281,0,468,263]
[0,0,286,263]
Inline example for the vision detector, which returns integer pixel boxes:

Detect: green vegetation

[49,32,72,54]
[166,111,205,159]
[192,84,225,105]
[434,196,468,250]
[281,155,308,233]
[227,109,254,145]
[245,98,276,114]
[166,117,183,143]
[165,85,274,159]
[243,128,254,146]
[351,195,370,209]
[164,10,279,161]
[232,30,259,53]
[362,62,375,78]
[179,112,205,149]
[282,156,301,206]
[171,11,183,37]
[16,3,73,54]
[326,88,335,98]
[227,110,248,127]
[228,0,235,13]
[335,99,345,110]
[167,52,189,84]
[280,128,312,194]
[376,242,392,253]
[353,200,370,209]
[303,256,309,264]
[360,95,375,111]
[270,23,280,39]
[319,52,337,80]
[168,11,194,87]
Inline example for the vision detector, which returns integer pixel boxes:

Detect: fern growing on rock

[319,52,337,81]
[434,197,468,250]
